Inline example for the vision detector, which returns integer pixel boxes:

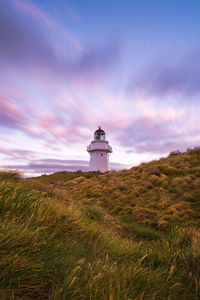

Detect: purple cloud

[1,158,128,176]
[0,2,53,68]
[126,140,196,154]
[0,92,90,145]
[128,51,200,97]
[0,1,121,83]
[116,116,190,154]
[0,147,39,160]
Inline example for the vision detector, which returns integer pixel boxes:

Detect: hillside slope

[63,148,200,228]
[1,148,200,299]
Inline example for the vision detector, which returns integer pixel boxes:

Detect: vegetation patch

[1,148,200,299]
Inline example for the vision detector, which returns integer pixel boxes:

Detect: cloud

[0,90,91,144]
[0,147,39,160]
[0,2,53,68]
[62,1,81,22]
[13,0,56,28]
[13,0,83,50]
[0,93,46,139]
[128,51,200,97]
[0,158,128,176]
[117,114,199,154]
[0,94,25,129]
[0,1,121,83]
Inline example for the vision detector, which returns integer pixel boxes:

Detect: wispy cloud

[0,1,121,84]
[62,1,81,22]
[12,0,83,50]
[1,158,129,176]
[128,51,200,98]
[13,0,56,27]
[0,147,37,160]
[117,113,198,154]
[1,0,200,174]
[0,94,25,129]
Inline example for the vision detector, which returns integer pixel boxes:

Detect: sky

[0,0,200,176]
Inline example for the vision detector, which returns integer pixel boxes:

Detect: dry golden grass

[1,148,200,299]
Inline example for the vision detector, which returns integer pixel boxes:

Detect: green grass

[1,148,200,299]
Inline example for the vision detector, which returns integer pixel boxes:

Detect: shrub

[122,221,161,240]
[171,177,182,186]
[149,175,160,184]
[148,167,161,176]
[118,183,127,191]
[159,165,177,176]
[145,181,153,189]
[157,219,168,229]
[0,170,22,182]
[169,150,181,157]
[187,147,200,155]
[86,206,105,221]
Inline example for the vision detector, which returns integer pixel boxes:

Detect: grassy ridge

[1,149,200,299]
[63,149,200,228]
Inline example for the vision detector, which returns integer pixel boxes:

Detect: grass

[1,148,200,299]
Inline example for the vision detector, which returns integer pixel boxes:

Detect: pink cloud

[0,94,48,140]
[0,86,30,99]
[0,134,13,143]
[38,114,59,129]
[0,94,25,128]
[24,125,44,138]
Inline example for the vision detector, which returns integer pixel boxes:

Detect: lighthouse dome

[94,126,105,141]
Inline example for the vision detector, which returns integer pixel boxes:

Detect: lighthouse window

[101,153,103,156]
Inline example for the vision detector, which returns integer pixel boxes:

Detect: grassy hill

[1,148,200,299]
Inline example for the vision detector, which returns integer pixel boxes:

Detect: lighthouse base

[89,151,109,173]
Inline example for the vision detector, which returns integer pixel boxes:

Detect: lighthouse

[87,127,112,172]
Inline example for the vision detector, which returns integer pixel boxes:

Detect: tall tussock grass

[1,148,200,299]
[0,170,21,182]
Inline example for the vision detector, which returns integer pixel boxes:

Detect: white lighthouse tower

[87,127,112,172]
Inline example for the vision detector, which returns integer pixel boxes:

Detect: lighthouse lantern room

[87,127,112,172]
